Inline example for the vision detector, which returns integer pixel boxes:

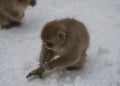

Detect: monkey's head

[41,21,66,51]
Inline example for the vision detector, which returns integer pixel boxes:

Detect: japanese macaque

[27,18,89,78]
[0,0,36,29]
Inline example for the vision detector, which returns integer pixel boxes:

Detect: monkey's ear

[30,0,36,6]
[58,31,66,40]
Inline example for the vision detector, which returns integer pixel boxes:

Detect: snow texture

[0,0,120,86]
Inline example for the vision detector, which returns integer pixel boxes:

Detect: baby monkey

[0,0,36,28]
[27,18,89,78]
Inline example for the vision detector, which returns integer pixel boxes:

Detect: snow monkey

[0,0,36,28]
[27,18,89,78]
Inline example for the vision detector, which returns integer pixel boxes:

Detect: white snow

[0,0,120,86]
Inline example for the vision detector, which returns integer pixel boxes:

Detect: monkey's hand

[44,61,54,70]
[26,66,45,78]
[30,0,36,6]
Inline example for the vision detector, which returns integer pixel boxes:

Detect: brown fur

[27,18,89,78]
[0,0,36,28]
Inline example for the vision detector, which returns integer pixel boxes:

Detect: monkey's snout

[45,43,53,49]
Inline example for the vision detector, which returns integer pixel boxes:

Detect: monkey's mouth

[45,43,53,50]
[45,44,58,51]
[45,46,52,50]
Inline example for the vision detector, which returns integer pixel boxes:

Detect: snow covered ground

[0,0,120,86]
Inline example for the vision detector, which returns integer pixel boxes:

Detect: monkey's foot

[26,67,45,78]
[1,24,14,29]
[1,22,21,29]
[65,66,79,71]
[10,21,21,27]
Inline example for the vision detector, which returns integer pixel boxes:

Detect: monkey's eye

[58,32,66,39]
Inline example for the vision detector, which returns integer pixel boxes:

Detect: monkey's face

[41,22,66,51]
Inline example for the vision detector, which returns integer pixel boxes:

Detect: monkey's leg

[26,66,45,78]
[66,53,87,70]
[1,19,11,29]
[1,21,21,28]
[0,14,21,28]
[45,55,79,70]
[0,14,10,28]
[7,12,24,28]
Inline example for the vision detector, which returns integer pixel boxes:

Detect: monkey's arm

[45,54,78,70]
[39,46,55,65]
[26,46,55,78]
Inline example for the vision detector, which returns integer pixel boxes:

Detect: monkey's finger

[26,70,38,78]
[26,72,43,78]
[26,72,34,78]
[26,69,44,78]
